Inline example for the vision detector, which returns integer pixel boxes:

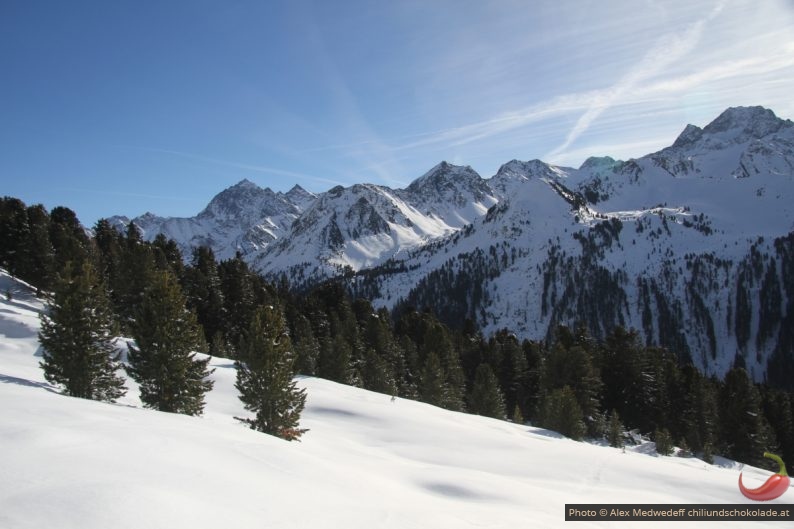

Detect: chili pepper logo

[738,452,790,501]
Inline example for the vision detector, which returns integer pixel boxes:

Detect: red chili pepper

[738,452,790,501]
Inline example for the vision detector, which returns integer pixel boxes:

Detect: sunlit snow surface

[0,270,790,529]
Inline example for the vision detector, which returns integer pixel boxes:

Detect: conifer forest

[2,195,793,469]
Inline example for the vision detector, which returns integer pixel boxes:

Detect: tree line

[2,196,793,468]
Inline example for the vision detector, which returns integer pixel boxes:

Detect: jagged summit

[284,184,317,210]
[494,159,560,176]
[406,161,482,193]
[490,159,571,198]
[701,106,791,143]
[232,178,260,190]
[107,106,794,383]
[672,124,704,148]
[200,181,284,221]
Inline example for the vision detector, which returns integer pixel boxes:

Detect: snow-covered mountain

[355,106,794,383]
[1,270,787,529]
[109,180,316,261]
[253,163,497,283]
[115,106,794,383]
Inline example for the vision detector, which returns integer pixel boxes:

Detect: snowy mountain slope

[571,107,794,235]
[109,180,316,261]
[354,107,794,382]
[399,161,498,227]
[106,106,794,382]
[1,270,790,529]
[253,165,497,282]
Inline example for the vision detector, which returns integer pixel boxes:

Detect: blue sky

[2,0,794,225]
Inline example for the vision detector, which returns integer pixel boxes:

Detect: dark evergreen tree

[18,204,55,293]
[291,313,320,375]
[318,331,353,384]
[218,255,261,349]
[359,306,404,395]
[607,410,624,448]
[679,365,719,456]
[542,330,602,435]
[126,269,213,415]
[539,385,586,440]
[718,367,775,466]
[468,363,507,419]
[48,206,90,271]
[39,261,126,401]
[397,334,420,399]
[93,219,123,273]
[361,347,398,395]
[0,196,30,277]
[183,246,226,346]
[419,350,447,407]
[655,427,675,456]
[235,305,307,441]
[152,233,184,279]
[761,388,794,467]
[422,319,466,411]
[521,340,544,422]
[209,331,235,358]
[113,223,156,329]
[491,330,529,421]
[511,403,525,424]
[598,327,654,432]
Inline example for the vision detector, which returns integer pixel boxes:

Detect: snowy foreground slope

[0,271,790,529]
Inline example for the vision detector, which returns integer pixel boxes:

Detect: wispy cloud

[544,2,724,160]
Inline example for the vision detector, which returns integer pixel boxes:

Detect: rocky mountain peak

[200,180,290,221]
[284,184,317,210]
[672,124,704,148]
[701,106,791,143]
[234,178,259,190]
[490,159,570,198]
[406,161,482,194]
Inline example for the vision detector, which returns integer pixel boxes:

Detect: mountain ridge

[111,106,794,382]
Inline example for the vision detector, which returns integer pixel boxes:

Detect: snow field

[0,270,790,529]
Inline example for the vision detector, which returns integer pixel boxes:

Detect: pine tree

[679,364,718,456]
[539,386,586,440]
[0,196,30,278]
[762,388,794,467]
[183,246,226,346]
[48,206,90,271]
[542,337,601,435]
[126,269,213,415]
[361,347,398,395]
[152,233,184,279]
[607,409,624,448]
[235,305,307,441]
[291,314,320,375]
[598,327,652,432]
[113,223,156,329]
[19,204,55,293]
[422,320,465,411]
[218,255,260,349]
[489,330,529,417]
[419,350,447,407]
[655,427,674,456]
[468,363,507,419]
[39,261,126,401]
[718,367,775,466]
[511,403,525,424]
